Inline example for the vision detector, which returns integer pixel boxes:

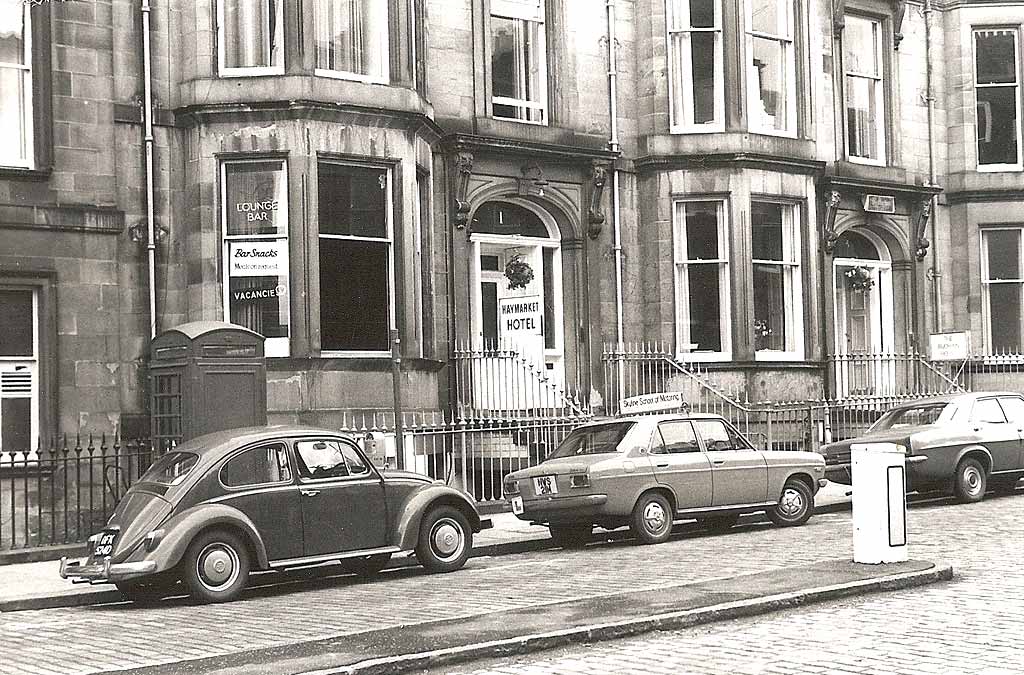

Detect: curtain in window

[0,1,29,164]
[221,0,282,70]
[316,0,388,79]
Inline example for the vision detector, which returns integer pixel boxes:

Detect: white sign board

[619,391,687,415]
[928,331,971,361]
[229,239,288,277]
[499,295,543,338]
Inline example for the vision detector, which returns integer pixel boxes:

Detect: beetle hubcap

[779,488,805,518]
[197,543,238,590]
[963,466,983,496]
[643,501,667,533]
[431,518,464,561]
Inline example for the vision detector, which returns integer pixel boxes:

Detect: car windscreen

[138,451,200,487]
[870,403,950,431]
[547,422,634,459]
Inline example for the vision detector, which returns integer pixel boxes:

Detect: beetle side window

[657,421,701,453]
[998,397,1024,424]
[338,442,370,475]
[972,399,1008,424]
[295,440,351,479]
[221,443,291,488]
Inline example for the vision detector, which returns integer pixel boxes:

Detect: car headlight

[503,479,520,496]
[569,473,590,489]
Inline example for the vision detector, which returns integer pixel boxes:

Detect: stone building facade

[0,0,1021,448]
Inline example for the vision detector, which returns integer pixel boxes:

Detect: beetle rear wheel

[339,553,392,578]
[415,506,472,573]
[182,530,251,604]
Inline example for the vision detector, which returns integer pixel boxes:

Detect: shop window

[0,2,33,168]
[981,227,1024,353]
[673,200,730,360]
[315,0,390,83]
[751,201,802,359]
[221,160,291,357]
[490,0,547,124]
[974,29,1022,170]
[667,0,723,132]
[0,288,37,454]
[217,0,284,76]
[746,0,795,135]
[844,15,886,164]
[318,163,393,354]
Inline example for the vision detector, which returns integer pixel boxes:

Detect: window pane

[315,0,389,79]
[751,36,786,130]
[999,397,1024,423]
[0,4,25,65]
[471,202,547,237]
[687,264,722,351]
[543,248,555,350]
[977,87,1019,165]
[846,76,880,159]
[691,32,717,124]
[844,17,877,76]
[295,440,350,479]
[976,31,1017,85]
[491,12,546,122]
[320,239,390,351]
[973,399,1008,424]
[659,421,700,453]
[482,281,498,345]
[1,398,30,453]
[318,165,387,238]
[225,162,287,236]
[749,0,786,35]
[222,445,288,487]
[0,67,27,163]
[690,0,715,28]
[222,0,282,69]
[684,202,719,260]
[989,283,1023,352]
[0,290,33,356]
[986,230,1021,280]
[753,263,786,351]
[227,248,289,338]
[751,202,783,260]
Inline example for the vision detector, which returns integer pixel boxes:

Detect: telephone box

[149,321,267,450]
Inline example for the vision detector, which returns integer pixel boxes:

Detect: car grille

[824,449,851,466]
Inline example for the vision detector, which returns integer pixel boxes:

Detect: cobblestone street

[423,492,1024,675]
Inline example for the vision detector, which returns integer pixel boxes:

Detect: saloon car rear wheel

[631,492,673,544]
[548,524,591,549]
[768,480,813,527]
[416,506,471,573]
[339,553,392,578]
[954,457,987,503]
[183,530,251,604]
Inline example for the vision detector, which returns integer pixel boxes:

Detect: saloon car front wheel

[416,506,472,573]
[954,457,987,503]
[768,479,813,527]
[631,492,673,544]
[182,529,251,604]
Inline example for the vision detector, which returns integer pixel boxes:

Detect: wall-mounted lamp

[127,220,168,244]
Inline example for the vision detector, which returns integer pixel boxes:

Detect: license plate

[533,475,558,496]
[92,531,118,559]
[511,496,524,515]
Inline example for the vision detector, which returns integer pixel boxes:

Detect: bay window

[217,0,284,75]
[490,0,548,124]
[315,0,390,83]
[746,0,795,135]
[0,1,32,168]
[751,201,802,358]
[974,29,1022,170]
[318,163,393,354]
[673,200,730,360]
[667,0,723,132]
[221,160,291,357]
[844,15,886,164]
[981,227,1024,353]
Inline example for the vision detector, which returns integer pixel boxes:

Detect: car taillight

[503,479,520,496]
[569,473,590,488]
[144,529,165,552]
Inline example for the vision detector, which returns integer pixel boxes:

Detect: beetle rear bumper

[59,556,157,584]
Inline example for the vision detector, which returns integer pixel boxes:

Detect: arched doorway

[467,200,564,409]
[832,229,895,395]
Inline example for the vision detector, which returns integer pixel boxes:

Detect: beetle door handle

[300,489,321,497]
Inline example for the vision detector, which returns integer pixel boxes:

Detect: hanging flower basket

[504,255,534,290]
[844,266,875,292]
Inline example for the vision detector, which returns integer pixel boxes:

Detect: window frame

[980,225,1024,354]
[0,3,34,169]
[216,0,286,77]
[316,160,396,358]
[672,198,732,362]
[218,442,293,489]
[666,0,724,133]
[751,199,804,361]
[294,437,378,482]
[489,0,549,125]
[973,27,1023,172]
[0,285,39,456]
[219,157,292,358]
[843,13,887,166]
[313,0,392,84]
[745,0,797,137]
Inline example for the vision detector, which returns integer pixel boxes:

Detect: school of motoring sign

[619,391,688,415]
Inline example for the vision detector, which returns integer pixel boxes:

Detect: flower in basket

[844,266,875,291]
[504,255,535,290]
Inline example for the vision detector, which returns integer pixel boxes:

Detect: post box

[851,442,908,564]
[149,321,267,450]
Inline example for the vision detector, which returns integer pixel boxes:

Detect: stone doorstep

[97,559,954,675]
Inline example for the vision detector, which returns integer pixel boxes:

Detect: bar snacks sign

[229,240,287,277]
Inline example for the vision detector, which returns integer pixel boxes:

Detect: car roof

[168,424,354,458]
[891,391,1024,408]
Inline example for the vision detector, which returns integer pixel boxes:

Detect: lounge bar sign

[619,391,688,415]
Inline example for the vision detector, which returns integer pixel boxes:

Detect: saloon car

[819,392,1024,502]
[60,426,489,604]
[502,413,827,546]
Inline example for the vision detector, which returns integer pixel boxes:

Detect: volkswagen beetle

[60,425,489,603]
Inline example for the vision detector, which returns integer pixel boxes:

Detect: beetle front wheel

[182,530,251,604]
[415,506,472,573]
